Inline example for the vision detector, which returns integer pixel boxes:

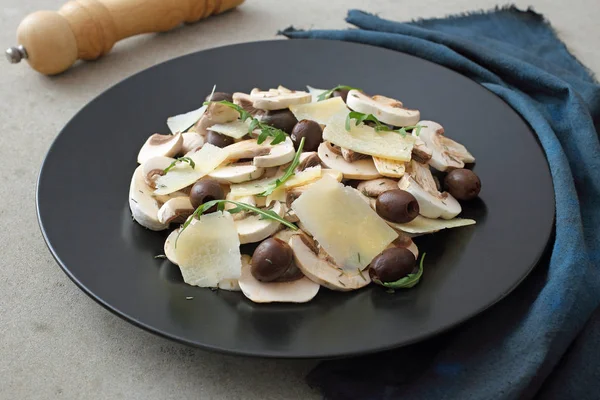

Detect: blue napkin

[281,6,600,400]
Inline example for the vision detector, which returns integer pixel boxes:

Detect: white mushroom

[417,121,475,171]
[346,90,420,127]
[141,156,175,188]
[386,232,419,259]
[318,142,381,180]
[297,152,322,171]
[372,157,406,178]
[289,235,371,291]
[398,161,461,219]
[411,137,433,164]
[181,131,205,154]
[209,162,265,183]
[238,255,319,303]
[357,178,399,197]
[250,87,311,110]
[253,137,295,167]
[341,147,369,163]
[224,137,295,168]
[157,197,195,225]
[137,133,183,164]
[233,92,264,117]
[234,201,285,244]
[195,102,239,135]
[129,166,168,231]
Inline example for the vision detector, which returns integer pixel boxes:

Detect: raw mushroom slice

[357,178,399,197]
[411,137,433,164]
[372,157,406,178]
[318,142,381,180]
[398,161,461,219]
[234,201,286,244]
[129,166,168,231]
[386,232,419,259]
[224,139,271,161]
[137,133,183,164]
[233,92,264,118]
[209,162,265,183]
[181,132,205,154]
[238,255,319,303]
[417,121,475,171]
[224,137,295,168]
[142,156,175,188]
[346,90,420,127]
[224,194,256,221]
[297,152,322,171]
[250,87,311,110]
[341,147,369,163]
[195,101,239,135]
[289,235,371,291]
[157,197,195,225]
[253,137,295,168]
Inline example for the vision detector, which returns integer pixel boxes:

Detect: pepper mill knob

[5,45,28,63]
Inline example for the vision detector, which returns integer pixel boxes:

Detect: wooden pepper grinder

[6,0,245,75]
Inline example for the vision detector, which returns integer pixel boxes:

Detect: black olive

[205,92,233,102]
[206,130,234,148]
[291,120,323,152]
[189,178,225,212]
[332,88,350,102]
[369,248,416,283]
[260,109,298,134]
[251,238,294,282]
[444,169,481,200]
[376,189,420,223]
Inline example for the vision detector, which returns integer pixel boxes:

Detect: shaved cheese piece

[307,85,328,102]
[167,105,207,134]
[289,97,348,125]
[285,166,321,187]
[266,188,286,205]
[229,167,320,197]
[373,157,406,178]
[322,169,343,182]
[208,119,252,139]
[386,216,476,235]
[292,175,398,271]
[174,211,242,287]
[323,113,415,162]
[154,143,228,195]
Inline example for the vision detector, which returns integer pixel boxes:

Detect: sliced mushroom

[129,166,168,231]
[346,90,420,127]
[297,152,322,171]
[253,137,295,167]
[195,102,239,135]
[412,137,433,164]
[398,161,461,219]
[289,235,371,291]
[357,178,399,197]
[238,254,319,303]
[234,201,285,244]
[209,162,265,183]
[181,132,205,154]
[142,156,174,188]
[250,87,311,111]
[318,142,381,180]
[224,137,295,168]
[233,92,264,117]
[224,193,256,221]
[137,133,183,164]
[372,157,406,178]
[341,148,369,163]
[386,232,419,259]
[157,197,194,225]
[224,139,271,160]
[417,121,475,171]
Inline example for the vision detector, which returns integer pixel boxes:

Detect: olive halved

[205,92,233,103]
[260,109,298,134]
[444,169,481,201]
[206,130,234,148]
[369,247,416,283]
[251,238,294,282]
[189,178,225,212]
[375,189,420,223]
[291,120,323,152]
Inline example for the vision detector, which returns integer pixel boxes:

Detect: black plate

[37,40,554,358]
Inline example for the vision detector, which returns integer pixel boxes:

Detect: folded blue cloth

[281,6,600,400]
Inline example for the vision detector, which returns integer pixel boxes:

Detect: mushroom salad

[129,85,482,303]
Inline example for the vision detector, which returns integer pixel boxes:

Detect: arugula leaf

[163,157,196,174]
[376,253,426,289]
[258,137,305,197]
[317,85,362,101]
[345,111,425,137]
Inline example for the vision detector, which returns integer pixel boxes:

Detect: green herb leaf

[317,85,362,101]
[378,253,426,289]
[163,157,196,174]
[258,137,305,197]
[357,267,366,281]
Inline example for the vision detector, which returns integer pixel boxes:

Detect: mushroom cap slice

[142,156,175,188]
[137,133,183,164]
[417,121,475,171]
[357,178,399,197]
[253,137,295,168]
[412,137,433,164]
[195,102,239,135]
[181,132,205,154]
[318,142,381,180]
[238,255,319,303]
[250,87,311,110]
[157,197,194,225]
[341,147,369,163]
[234,201,286,244]
[289,235,371,291]
[129,166,168,231]
[372,157,406,178]
[399,174,461,219]
[346,90,420,127]
[209,162,265,183]
[386,232,419,259]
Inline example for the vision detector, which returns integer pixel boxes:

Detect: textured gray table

[1,1,598,399]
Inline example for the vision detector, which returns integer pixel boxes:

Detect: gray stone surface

[1,1,598,399]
